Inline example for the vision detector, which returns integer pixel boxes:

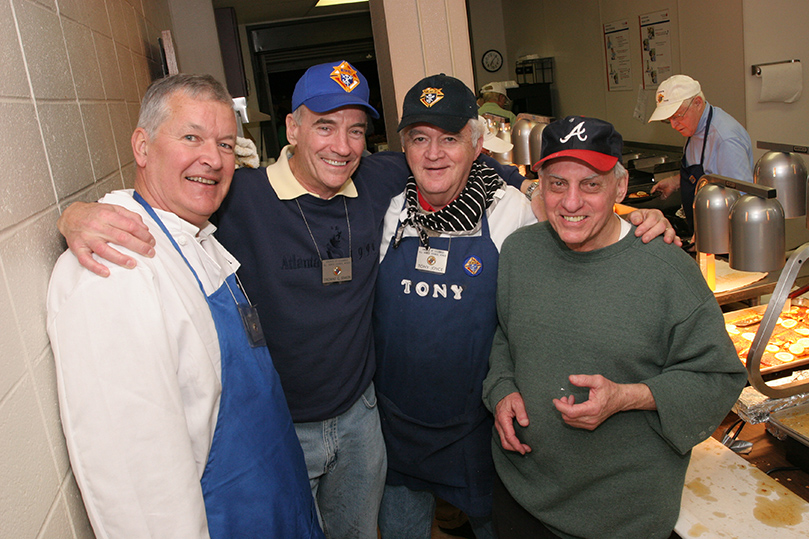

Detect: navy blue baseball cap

[533,116,623,172]
[397,74,478,133]
[292,60,379,119]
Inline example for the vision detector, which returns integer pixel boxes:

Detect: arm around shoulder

[58,201,156,277]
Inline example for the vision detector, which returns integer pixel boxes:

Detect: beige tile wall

[0,0,172,536]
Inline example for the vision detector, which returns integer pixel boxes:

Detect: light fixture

[315,0,369,7]
[693,175,785,273]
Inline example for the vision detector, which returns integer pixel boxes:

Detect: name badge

[416,246,448,274]
[322,257,353,284]
[237,303,267,348]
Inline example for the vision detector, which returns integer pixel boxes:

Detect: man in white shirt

[46,74,322,539]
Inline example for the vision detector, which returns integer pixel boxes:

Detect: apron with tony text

[373,212,499,517]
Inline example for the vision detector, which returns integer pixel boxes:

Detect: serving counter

[674,414,809,537]
[675,431,809,537]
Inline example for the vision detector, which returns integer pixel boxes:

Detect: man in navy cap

[373,74,536,539]
[483,116,746,539]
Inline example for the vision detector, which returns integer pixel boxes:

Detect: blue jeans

[378,484,496,539]
[294,383,387,539]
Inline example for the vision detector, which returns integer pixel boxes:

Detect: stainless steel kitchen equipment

[692,175,785,272]
[493,121,512,165]
[694,183,740,254]
[510,117,536,165]
[730,194,786,272]
[528,122,547,169]
[754,151,808,218]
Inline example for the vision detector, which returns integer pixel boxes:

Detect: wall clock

[482,49,503,73]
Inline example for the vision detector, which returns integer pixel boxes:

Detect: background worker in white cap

[479,81,517,125]
[648,74,753,231]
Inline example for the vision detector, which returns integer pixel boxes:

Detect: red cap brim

[532,149,619,172]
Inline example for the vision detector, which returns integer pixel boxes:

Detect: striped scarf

[394,160,505,249]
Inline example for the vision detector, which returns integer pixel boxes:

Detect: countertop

[675,423,809,537]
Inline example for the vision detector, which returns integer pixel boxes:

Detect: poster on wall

[603,19,632,91]
[639,10,673,89]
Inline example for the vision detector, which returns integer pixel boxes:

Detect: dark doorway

[247,12,385,161]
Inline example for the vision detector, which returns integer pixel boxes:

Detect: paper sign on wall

[639,10,673,89]
[604,20,632,91]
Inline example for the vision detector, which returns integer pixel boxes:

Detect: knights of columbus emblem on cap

[331,61,360,93]
[420,87,444,107]
[656,92,665,103]
[464,256,482,277]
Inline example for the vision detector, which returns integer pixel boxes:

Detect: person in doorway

[47,74,322,538]
[648,74,753,231]
[483,115,747,539]
[478,81,517,125]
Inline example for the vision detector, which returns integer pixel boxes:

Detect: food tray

[770,402,809,447]
[724,299,809,374]
[622,182,661,203]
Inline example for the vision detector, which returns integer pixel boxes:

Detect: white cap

[648,75,701,122]
[479,115,513,153]
[480,81,508,97]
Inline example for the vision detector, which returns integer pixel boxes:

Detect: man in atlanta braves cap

[483,116,746,538]
[648,74,753,229]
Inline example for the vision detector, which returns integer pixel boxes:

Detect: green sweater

[483,222,747,539]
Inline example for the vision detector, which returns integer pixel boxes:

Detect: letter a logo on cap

[330,61,360,93]
[420,87,444,107]
[559,121,588,143]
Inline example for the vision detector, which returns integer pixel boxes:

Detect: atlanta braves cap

[533,116,623,172]
[292,60,379,119]
[398,74,478,133]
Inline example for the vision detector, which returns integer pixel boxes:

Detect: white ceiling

[211,0,370,26]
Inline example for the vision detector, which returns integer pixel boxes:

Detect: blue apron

[373,213,498,517]
[134,193,323,539]
[680,105,713,228]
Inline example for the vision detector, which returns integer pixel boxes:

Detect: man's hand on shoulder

[628,208,681,246]
[58,202,155,277]
[494,392,532,455]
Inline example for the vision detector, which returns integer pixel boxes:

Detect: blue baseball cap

[292,60,379,119]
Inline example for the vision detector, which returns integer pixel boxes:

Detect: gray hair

[137,74,232,137]
[400,117,485,149]
[613,161,628,180]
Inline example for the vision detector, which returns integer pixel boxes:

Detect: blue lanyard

[133,191,208,297]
